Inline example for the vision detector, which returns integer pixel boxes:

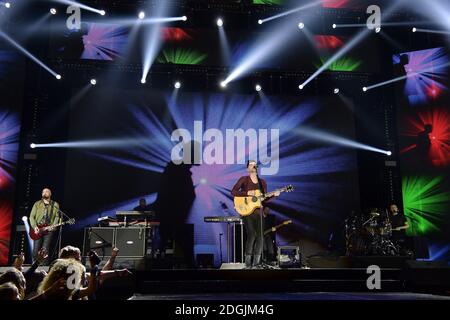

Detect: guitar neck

[44,220,71,229]
[264,188,287,198]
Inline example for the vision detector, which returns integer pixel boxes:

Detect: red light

[161,27,192,42]
[314,35,344,50]
[322,0,350,8]
[426,84,441,98]
[401,108,450,167]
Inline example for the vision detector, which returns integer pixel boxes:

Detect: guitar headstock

[283,219,293,225]
[285,185,294,192]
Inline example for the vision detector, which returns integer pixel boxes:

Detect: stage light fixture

[294,126,392,156]
[56,74,62,80]
[90,79,97,85]
[375,27,381,33]
[0,29,61,78]
[22,216,28,222]
[217,18,223,27]
[257,1,321,25]
[362,87,367,92]
[30,143,36,149]
[182,16,187,21]
[298,22,305,29]
[53,0,105,15]
[50,8,57,15]
[412,27,417,32]
[255,84,262,92]
[387,151,392,156]
[299,84,304,90]
[332,23,336,29]
[220,81,227,88]
[334,88,339,94]
[4,2,10,8]
[141,78,146,84]
[139,11,145,20]
[174,81,181,89]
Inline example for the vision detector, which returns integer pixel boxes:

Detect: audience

[35,258,94,300]
[0,245,133,300]
[0,282,21,300]
[0,268,26,300]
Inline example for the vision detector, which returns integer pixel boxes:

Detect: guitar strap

[49,200,55,224]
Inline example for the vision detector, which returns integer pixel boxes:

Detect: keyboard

[204,216,242,223]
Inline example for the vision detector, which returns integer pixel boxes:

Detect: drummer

[386,203,409,241]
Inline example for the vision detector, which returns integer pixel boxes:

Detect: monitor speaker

[83,227,115,257]
[115,228,146,257]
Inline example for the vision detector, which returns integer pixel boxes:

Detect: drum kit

[345,208,399,256]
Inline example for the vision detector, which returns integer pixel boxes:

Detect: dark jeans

[33,232,54,265]
[243,212,264,256]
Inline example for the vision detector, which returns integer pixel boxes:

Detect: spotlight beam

[140,16,187,24]
[141,2,170,84]
[218,25,231,65]
[258,0,321,24]
[333,21,429,28]
[0,30,59,78]
[300,1,404,89]
[365,61,450,91]
[300,29,370,89]
[51,0,105,15]
[222,15,309,86]
[410,0,450,32]
[294,126,391,155]
[413,28,450,35]
[31,138,164,149]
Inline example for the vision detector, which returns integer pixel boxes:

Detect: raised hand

[37,248,48,264]
[111,247,119,258]
[89,250,101,268]
[13,252,25,271]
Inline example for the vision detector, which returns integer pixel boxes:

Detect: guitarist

[29,188,61,265]
[231,160,280,268]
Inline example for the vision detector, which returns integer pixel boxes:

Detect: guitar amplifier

[83,227,115,257]
[277,246,302,268]
[115,227,146,258]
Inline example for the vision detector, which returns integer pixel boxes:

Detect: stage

[129,292,450,301]
[1,0,450,308]
[4,256,448,300]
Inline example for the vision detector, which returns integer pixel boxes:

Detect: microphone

[220,201,228,210]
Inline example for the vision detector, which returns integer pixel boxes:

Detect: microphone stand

[255,167,274,269]
[55,208,73,258]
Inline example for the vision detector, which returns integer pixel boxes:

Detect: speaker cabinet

[83,227,115,257]
[115,228,146,257]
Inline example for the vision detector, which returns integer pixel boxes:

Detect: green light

[157,48,207,65]
[315,57,362,72]
[402,175,450,236]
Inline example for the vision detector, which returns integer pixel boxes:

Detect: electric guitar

[234,185,294,216]
[29,218,75,240]
[264,219,293,236]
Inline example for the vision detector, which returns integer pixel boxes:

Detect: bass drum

[347,232,371,256]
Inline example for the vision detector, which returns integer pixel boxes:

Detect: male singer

[29,188,60,265]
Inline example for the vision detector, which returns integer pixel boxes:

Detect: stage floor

[130,292,450,300]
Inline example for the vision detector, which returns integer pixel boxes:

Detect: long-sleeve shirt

[29,200,60,229]
[231,176,268,197]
